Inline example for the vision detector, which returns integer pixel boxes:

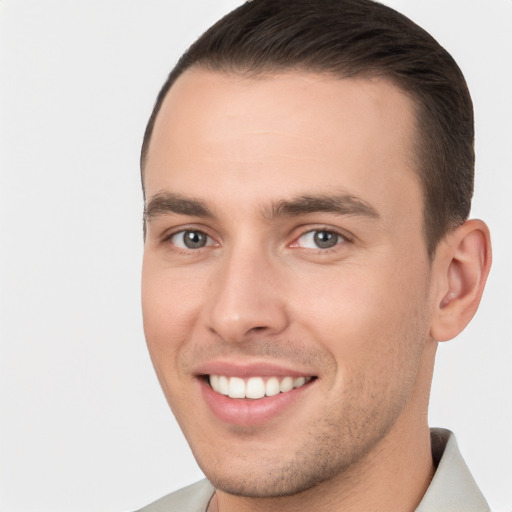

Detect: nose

[203,247,290,343]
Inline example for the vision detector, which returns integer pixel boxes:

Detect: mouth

[196,363,318,426]
[208,375,314,399]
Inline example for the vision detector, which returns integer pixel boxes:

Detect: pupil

[314,231,337,248]
[184,231,206,249]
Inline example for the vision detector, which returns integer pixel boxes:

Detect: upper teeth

[209,375,309,399]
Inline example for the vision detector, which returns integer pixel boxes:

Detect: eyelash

[290,228,348,252]
[162,226,352,254]
[163,228,217,252]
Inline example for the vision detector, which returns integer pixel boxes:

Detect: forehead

[144,69,421,223]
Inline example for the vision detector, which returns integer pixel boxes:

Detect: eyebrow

[263,193,380,220]
[144,191,380,222]
[144,192,215,220]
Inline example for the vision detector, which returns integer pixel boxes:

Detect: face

[142,70,437,497]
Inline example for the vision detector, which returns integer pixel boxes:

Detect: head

[140,0,491,506]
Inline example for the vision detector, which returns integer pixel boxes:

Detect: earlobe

[430,219,492,342]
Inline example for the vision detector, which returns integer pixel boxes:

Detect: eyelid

[289,226,353,250]
[158,223,353,252]
[162,225,219,250]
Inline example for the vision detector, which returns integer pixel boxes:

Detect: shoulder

[136,480,215,512]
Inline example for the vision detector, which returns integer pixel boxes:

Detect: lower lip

[199,378,314,427]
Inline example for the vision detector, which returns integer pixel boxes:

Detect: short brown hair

[141,0,474,256]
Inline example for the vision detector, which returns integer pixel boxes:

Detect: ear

[429,219,492,342]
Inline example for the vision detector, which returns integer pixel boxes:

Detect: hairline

[141,64,408,172]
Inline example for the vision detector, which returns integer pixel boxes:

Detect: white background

[1,1,511,511]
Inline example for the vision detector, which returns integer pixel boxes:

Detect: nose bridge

[205,239,288,342]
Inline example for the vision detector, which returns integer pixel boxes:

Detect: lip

[195,360,313,379]
[196,361,317,426]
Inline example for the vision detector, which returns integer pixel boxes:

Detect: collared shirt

[137,428,490,512]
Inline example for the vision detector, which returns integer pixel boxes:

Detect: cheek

[294,267,430,439]
[141,266,206,423]
[292,259,430,372]
[142,255,206,322]
[141,261,205,375]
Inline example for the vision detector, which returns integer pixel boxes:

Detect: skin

[141,69,491,512]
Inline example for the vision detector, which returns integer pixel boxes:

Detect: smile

[209,375,312,399]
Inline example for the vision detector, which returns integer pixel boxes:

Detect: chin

[196,444,353,499]
[207,471,318,499]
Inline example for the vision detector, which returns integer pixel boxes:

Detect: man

[138,0,492,510]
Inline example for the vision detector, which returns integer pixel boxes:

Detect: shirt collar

[415,428,490,511]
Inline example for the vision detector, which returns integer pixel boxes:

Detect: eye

[294,229,344,249]
[169,230,215,250]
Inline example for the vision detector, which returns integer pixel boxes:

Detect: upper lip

[194,360,316,378]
